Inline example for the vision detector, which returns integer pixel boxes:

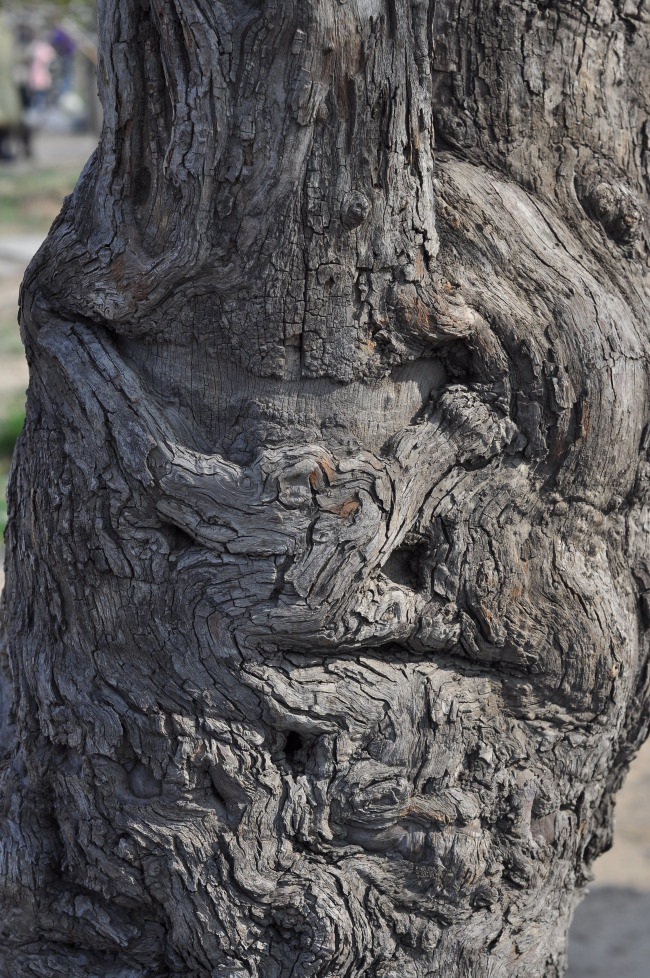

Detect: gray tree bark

[2,1,650,976]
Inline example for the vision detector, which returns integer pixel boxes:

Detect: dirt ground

[566,737,650,976]
[1,131,649,976]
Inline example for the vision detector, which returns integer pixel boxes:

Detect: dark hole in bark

[382,539,429,591]
[159,521,195,555]
[208,777,233,822]
[133,167,152,206]
[283,730,309,774]
[169,525,195,551]
[441,341,474,381]
[129,760,163,799]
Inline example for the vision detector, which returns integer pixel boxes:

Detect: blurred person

[50,25,76,96]
[28,35,55,110]
[0,14,21,161]
[13,23,34,157]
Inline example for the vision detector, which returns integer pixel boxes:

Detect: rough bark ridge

[2,1,650,976]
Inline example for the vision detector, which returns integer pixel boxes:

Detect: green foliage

[0,467,9,541]
[0,398,24,458]
[0,398,23,539]
[0,311,22,356]
[0,166,81,233]
[0,1,97,29]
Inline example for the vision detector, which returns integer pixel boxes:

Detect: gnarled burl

[2,2,650,976]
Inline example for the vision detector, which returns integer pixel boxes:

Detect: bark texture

[2,1,650,976]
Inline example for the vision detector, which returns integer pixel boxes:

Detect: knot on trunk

[575,160,644,245]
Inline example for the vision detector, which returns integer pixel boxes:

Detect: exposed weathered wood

[2,1,650,976]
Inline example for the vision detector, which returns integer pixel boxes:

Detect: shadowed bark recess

[2,1,650,976]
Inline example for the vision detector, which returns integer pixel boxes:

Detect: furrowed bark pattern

[2,1,650,976]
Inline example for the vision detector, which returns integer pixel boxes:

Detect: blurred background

[0,2,648,976]
[0,0,98,549]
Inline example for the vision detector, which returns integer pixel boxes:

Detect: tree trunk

[2,2,650,976]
